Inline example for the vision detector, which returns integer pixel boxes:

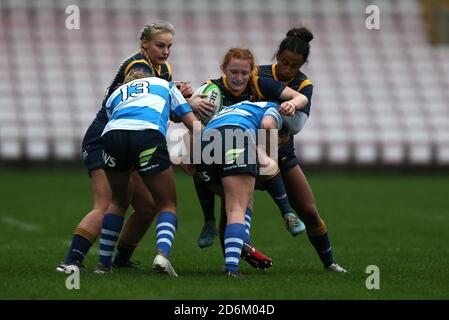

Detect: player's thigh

[102,130,134,209]
[105,170,133,210]
[90,169,112,210]
[130,170,156,214]
[141,166,177,212]
[221,174,255,224]
[130,130,177,211]
[221,174,255,205]
[282,165,319,215]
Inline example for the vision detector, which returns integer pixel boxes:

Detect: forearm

[181,112,201,132]
[290,93,308,110]
[280,87,309,110]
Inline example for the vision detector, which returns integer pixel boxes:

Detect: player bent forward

[94,69,198,276]
[195,100,294,277]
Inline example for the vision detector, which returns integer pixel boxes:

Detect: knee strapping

[258,158,280,178]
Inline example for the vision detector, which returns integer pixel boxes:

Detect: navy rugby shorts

[101,129,170,177]
[81,119,106,176]
[278,135,300,172]
[195,125,258,186]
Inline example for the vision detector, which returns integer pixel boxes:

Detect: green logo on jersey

[139,147,157,167]
[225,148,245,164]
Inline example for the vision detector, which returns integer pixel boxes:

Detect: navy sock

[308,233,334,268]
[261,173,293,217]
[65,234,93,264]
[194,180,216,222]
[114,240,137,264]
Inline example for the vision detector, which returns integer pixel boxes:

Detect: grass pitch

[0,168,448,300]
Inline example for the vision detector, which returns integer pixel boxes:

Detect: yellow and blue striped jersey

[206,75,286,107]
[154,62,173,82]
[257,64,313,116]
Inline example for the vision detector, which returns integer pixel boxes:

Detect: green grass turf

[0,168,448,299]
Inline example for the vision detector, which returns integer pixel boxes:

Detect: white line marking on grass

[1,216,41,231]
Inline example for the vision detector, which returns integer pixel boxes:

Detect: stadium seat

[0,0,448,167]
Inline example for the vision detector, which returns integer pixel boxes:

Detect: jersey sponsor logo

[102,151,116,167]
[223,163,248,171]
[225,148,245,164]
[139,147,158,167]
[138,163,160,172]
[198,171,211,182]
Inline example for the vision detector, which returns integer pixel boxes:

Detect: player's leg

[94,130,133,273]
[282,164,347,272]
[218,199,227,254]
[239,199,273,270]
[134,130,179,276]
[221,174,255,277]
[217,186,273,271]
[257,123,294,221]
[56,169,111,272]
[195,179,218,248]
[265,138,305,236]
[141,166,179,277]
[259,171,305,236]
[70,169,110,252]
[113,171,157,267]
[56,124,110,272]
[174,126,217,248]
[76,169,111,237]
[243,199,253,243]
[95,169,132,273]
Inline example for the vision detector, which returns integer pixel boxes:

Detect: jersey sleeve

[263,102,283,129]
[299,82,313,103]
[168,83,193,118]
[298,82,313,116]
[258,77,286,100]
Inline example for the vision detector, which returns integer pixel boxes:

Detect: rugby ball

[192,83,223,125]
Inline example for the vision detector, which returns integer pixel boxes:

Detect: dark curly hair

[275,27,314,62]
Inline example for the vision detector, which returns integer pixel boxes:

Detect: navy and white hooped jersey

[102,77,192,137]
[205,101,282,132]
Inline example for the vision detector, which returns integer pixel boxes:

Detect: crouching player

[196,100,295,277]
[94,69,198,276]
